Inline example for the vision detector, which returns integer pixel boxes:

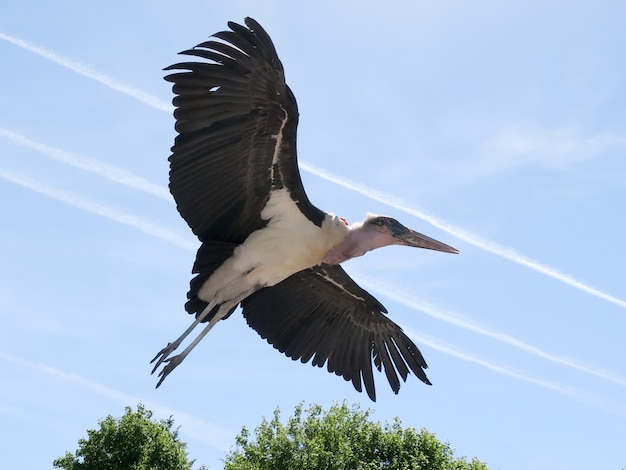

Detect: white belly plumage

[197,188,349,304]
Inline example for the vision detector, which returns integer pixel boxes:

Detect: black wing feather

[167,17,324,244]
[241,264,431,401]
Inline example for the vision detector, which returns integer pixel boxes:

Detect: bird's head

[362,214,459,254]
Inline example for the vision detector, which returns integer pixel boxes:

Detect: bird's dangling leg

[150,299,216,373]
[154,303,228,387]
[152,269,260,386]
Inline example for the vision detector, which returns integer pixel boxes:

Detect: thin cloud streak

[302,162,626,310]
[0,31,172,112]
[404,330,626,418]
[357,275,626,388]
[0,168,196,251]
[4,39,624,393]
[8,31,623,311]
[4,167,624,402]
[0,351,230,450]
[0,126,171,201]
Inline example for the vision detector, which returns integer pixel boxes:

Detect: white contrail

[1,128,623,387]
[356,274,626,388]
[404,330,626,418]
[4,35,625,391]
[0,126,171,201]
[0,169,196,251]
[5,30,625,311]
[4,167,625,397]
[0,351,230,449]
[302,162,626,310]
[0,31,172,112]
[7,156,622,391]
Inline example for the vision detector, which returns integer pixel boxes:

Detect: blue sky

[1,1,625,469]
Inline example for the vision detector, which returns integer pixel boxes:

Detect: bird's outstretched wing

[241,264,431,401]
[166,17,324,243]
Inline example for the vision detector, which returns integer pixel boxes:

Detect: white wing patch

[318,269,367,304]
[268,104,288,186]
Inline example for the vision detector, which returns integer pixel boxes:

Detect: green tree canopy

[53,403,198,470]
[225,402,489,470]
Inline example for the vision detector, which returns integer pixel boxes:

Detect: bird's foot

[154,354,185,388]
[150,341,181,374]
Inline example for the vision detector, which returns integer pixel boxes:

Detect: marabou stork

[152,17,459,401]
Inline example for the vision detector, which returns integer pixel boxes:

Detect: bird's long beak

[392,224,459,254]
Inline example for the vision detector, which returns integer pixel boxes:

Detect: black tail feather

[185,240,237,317]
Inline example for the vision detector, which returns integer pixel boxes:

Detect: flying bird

[152,17,458,401]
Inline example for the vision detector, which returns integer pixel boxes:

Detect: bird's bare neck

[322,225,389,265]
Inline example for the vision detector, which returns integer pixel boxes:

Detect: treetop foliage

[224,402,489,470]
[53,401,489,469]
[53,403,195,470]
